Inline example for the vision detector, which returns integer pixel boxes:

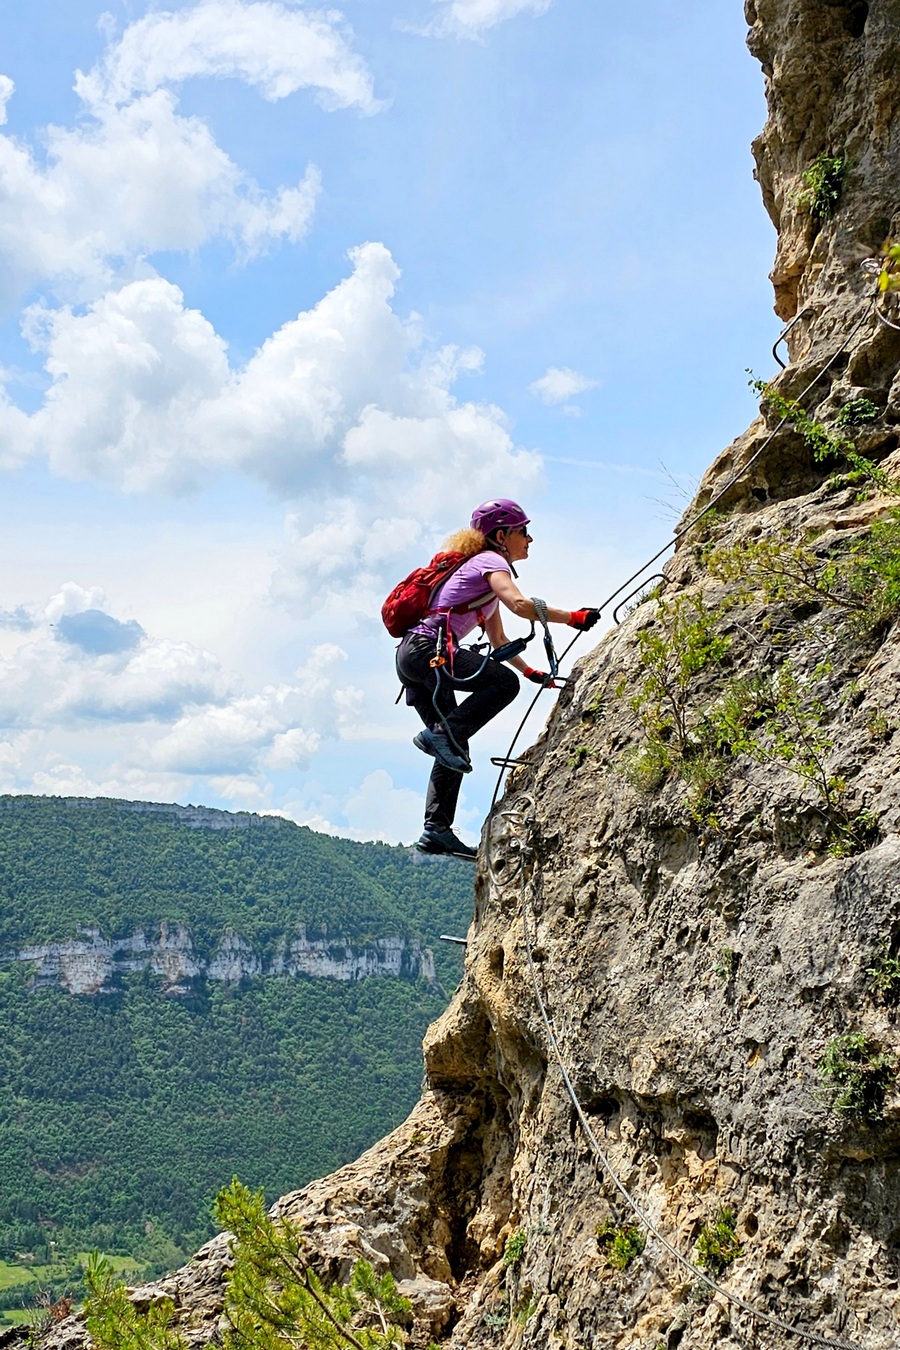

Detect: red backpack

[381,551,469,637]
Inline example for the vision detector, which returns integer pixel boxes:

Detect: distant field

[0,1252,143,1327]
[0,1259,36,1289]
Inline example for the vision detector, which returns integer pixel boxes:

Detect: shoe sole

[413,732,471,773]
[414,841,477,861]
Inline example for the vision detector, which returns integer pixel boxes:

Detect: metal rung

[439,935,468,946]
[491,755,528,769]
[613,574,666,625]
[772,305,814,369]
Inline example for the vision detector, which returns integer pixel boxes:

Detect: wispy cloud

[78,0,383,113]
[529,366,599,406]
[419,0,552,40]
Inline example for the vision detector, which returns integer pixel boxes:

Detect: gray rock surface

[27,4,900,1348]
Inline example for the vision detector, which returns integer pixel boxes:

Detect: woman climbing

[396,498,600,859]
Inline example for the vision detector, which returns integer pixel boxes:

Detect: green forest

[0,796,474,1320]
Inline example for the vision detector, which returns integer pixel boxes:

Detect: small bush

[866,707,891,741]
[750,376,855,463]
[596,1219,646,1270]
[695,1209,743,1279]
[798,152,848,222]
[514,1298,537,1326]
[708,516,900,633]
[835,397,880,428]
[502,1229,527,1271]
[715,948,736,981]
[844,514,900,626]
[818,1033,896,1119]
[622,739,672,793]
[866,945,900,1007]
[626,593,731,768]
[84,1253,187,1350]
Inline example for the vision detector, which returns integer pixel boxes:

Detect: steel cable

[483,294,878,832]
[491,797,864,1350]
[474,294,885,1346]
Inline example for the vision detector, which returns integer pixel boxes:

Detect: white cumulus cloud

[422,0,552,39]
[6,243,541,606]
[146,644,359,774]
[0,75,13,125]
[0,2,381,303]
[0,85,320,303]
[78,1,383,113]
[529,365,599,406]
[0,583,233,728]
[0,590,362,802]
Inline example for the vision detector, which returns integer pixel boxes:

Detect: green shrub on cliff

[596,1219,645,1270]
[695,1209,742,1279]
[707,515,900,633]
[84,1253,187,1350]
[83,1181,410,1350]
[621,593,732,809]
[797,151,848,222]
[867,944,900,1007]
[818,1033,896,1119]
[215,1180,409,1349]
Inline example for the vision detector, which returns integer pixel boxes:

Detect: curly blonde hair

[442,527,488,557]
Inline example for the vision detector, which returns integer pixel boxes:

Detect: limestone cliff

[3,923,435,994]
[29,5,900,1350]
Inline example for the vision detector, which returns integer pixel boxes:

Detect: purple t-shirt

[411,550,510,640]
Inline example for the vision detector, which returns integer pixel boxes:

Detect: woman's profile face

[500,526,532,562]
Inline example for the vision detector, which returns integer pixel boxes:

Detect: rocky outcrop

[30,4,900,1349]
[748,0,892,324]
[4,923,436,994]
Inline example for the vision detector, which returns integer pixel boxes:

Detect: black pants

[396,632,520,831]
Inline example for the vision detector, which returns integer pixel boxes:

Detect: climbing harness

[426,628,493,762]
[488,796,863,1350]
[424,594,563,764]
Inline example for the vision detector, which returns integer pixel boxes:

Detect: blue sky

[0,0,777,842]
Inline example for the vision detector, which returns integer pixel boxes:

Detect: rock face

[32,5,900,1350]
[747,0,893,324]
[3,924,435,995]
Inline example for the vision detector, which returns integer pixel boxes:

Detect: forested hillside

[0,797,473,1305]
[0,797,468,965]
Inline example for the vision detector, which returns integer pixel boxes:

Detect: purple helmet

[471,498,530,536]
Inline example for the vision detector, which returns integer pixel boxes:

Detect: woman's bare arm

[488,570,573,625]
[483,607,527,673]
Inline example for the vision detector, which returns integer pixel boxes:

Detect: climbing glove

[569,607,601,631]
[523,666,557,687]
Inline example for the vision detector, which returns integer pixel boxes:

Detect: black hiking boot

[415,828,477,861]
[412,727,471,773]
